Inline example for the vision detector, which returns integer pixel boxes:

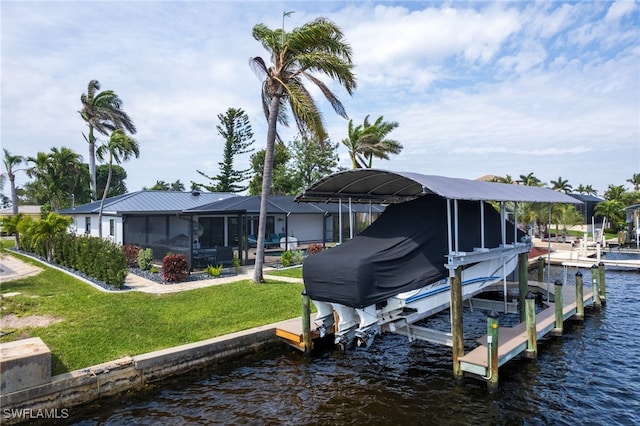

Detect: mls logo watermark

[3,408,70,420]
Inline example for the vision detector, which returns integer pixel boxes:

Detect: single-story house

[0,205,43,235]
[58,191,384,269]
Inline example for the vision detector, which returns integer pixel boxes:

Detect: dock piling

[591,265,601,310]
[537,257,545,283]
[451,267,464,382]
[518,252,528,322]
[598,262,606,306]
[301,292,312,355]
[525,291,537,359]
[486,311,499,392]
[551,280,563,336]
[575,271,584,321]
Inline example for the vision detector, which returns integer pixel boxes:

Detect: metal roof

[569,193,604,203]
[58,191,238,215]
[295,169,581,204]
[186,195,385,214]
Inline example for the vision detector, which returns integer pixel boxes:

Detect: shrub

[281,249,304,267]
[123,245,141,267]
[137,248,153,271]
[162,253,189,282]
[205,264,223,277]
[307,243,323,255]
[26,230,128,288]
[150,266,159,274]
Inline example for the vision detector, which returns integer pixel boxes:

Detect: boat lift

[291,169,581,385]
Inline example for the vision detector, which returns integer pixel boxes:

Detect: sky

[1,0,639,199]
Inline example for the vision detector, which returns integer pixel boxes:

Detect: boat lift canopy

[295,169,581,205]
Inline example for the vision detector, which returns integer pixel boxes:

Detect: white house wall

[286,214,324,244]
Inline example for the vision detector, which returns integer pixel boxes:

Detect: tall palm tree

[79,80,136,199]
[627,173,640,191]
[2,148,25,214]
[249,14,356,282]
[517,172,543,186]
[342,115,401,168]
[358,115,401,168]
[342,118,367,168]
[550,176,572,193]
[96,129,140,237]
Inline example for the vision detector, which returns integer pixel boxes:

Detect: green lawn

[266,266,303,279]
[0,253,304,375]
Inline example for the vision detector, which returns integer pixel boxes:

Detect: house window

[85,217,91,234]
[109,219,115,236]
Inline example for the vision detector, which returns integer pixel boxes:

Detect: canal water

[70,263,639,425]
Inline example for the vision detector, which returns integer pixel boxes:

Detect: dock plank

[460,285,594,371]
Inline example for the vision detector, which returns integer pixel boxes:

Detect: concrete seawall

[0,322,288,424]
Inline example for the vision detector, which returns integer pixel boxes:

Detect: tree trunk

[9,175,18,215]
[253,93,282,283]
[97,156,113,239]
[88,126,97,201]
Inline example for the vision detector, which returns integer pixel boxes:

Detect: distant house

[58,191,384,268]
[569,193,604,224]
[0,205,42,235]
[0,205,43,220]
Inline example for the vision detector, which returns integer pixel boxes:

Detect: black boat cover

[302,195,522,308]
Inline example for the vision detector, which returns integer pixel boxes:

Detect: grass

[266,266,303,279]
[1,253,304,375]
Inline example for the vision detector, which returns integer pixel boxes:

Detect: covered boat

[303,194,521,309]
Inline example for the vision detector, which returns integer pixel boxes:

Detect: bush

[307,243,323,255]
[162,253,189,282]
[123,245,141,267]
[137,248,153,271]
[281,249,304,267]
[205,264,223,277]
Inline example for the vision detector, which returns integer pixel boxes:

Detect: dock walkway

[459,282,594,376]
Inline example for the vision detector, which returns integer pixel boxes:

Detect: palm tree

[517,172,544,186]
[79,80,136,199]
[627,173,640,191]
[575,184,598,196]
[550,176,572,194]
[249,14,356,282]
[343,118,367,168]
[96,129,140,237]
[342,115,401,168]
[604,184,626,202]
[28,212,72,262]
[2,149,25,214]
[595,199,625,231]
[0,213,25,250]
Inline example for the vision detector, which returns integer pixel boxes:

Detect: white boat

[311,252,520,349]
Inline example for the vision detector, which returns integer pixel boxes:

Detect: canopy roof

[296,169,581,204]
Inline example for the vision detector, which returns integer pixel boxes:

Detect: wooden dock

[459,282,594,377]
[275,317,333,351]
